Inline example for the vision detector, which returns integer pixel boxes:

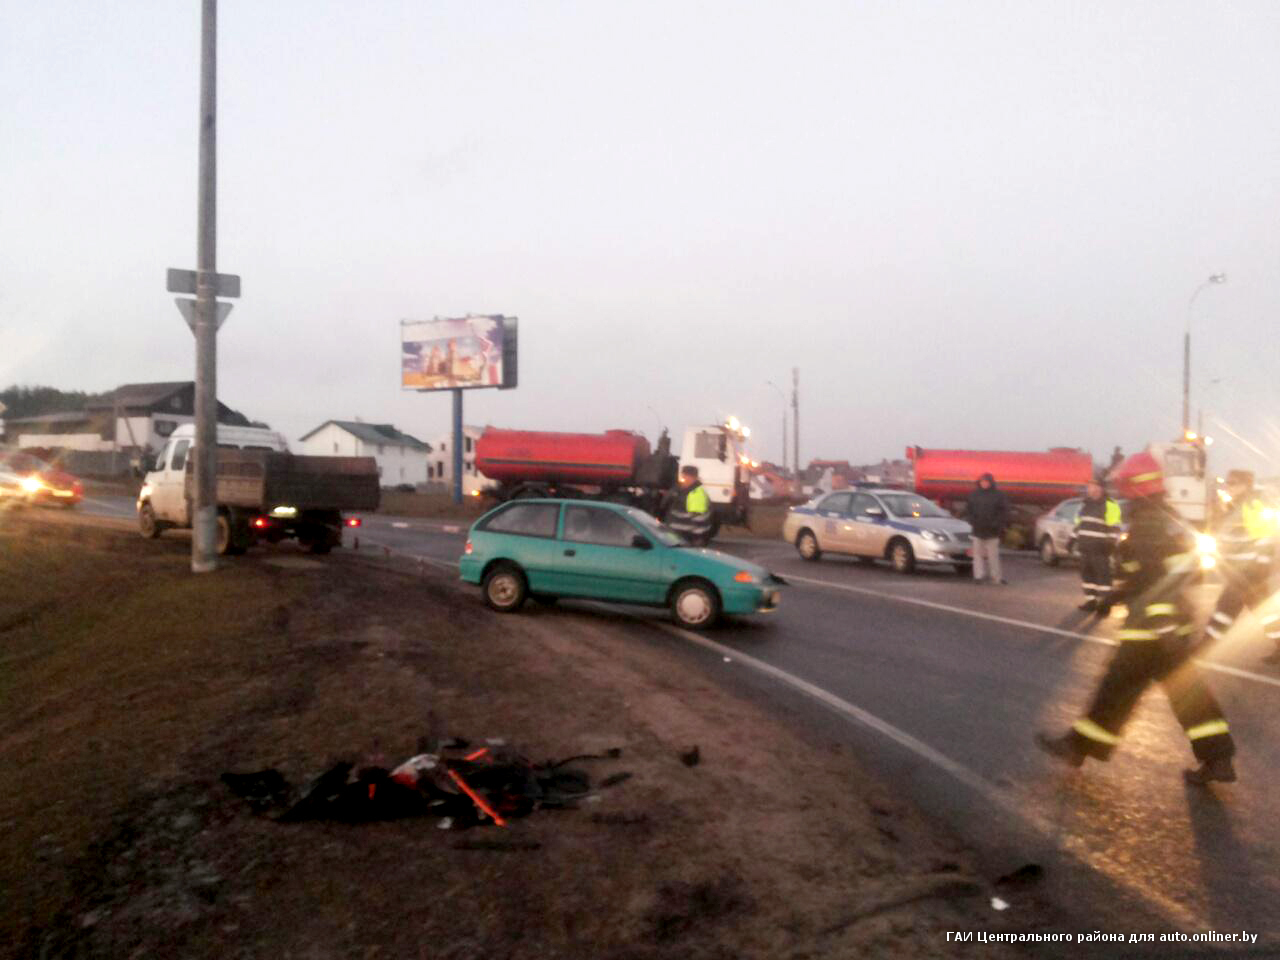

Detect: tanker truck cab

[1147,440,1208,525]
[678,420,752,529]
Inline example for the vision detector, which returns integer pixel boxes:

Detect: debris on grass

[221,739,627,829]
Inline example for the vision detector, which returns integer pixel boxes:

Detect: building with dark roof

[6,381,251,457]
[298,419,432,486]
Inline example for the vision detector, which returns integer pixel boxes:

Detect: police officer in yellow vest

[666,465,713,545]
[1206,470,1280,665]
[1074,480,1123,614]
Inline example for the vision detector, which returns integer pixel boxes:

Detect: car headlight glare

[20,476,42,493]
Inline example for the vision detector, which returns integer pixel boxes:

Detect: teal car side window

[563,506,640,547]
[480,503,560,538]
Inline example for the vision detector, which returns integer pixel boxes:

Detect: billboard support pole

[452,388,463,504]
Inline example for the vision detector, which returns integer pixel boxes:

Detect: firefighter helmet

[1109,450,1164,499]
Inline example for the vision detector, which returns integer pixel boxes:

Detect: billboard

[400,315,517,391]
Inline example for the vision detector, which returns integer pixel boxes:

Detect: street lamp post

[765,381,788,475]
[1183,273,1226,435]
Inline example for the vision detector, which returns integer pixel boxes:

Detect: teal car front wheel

[483,562,528,613]
[670,578,721,630]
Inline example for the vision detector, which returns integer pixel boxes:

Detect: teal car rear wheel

[670,578,721,630]
[483,562,528,613]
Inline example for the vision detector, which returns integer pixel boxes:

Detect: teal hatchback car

[459,499,784,629]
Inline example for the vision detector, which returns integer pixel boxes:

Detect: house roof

[7,411,95,426]
[300,419,431,452]
[86,381,190,410]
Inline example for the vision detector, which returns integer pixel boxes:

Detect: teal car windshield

[626,508,686,547]
[878,494,951,519]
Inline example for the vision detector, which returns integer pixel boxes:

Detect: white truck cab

[678,419,752,526]
[142,424,290,526]
[1148,440,1208,524]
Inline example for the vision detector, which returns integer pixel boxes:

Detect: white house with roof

[298,420,431,486]
[428,425,486,494]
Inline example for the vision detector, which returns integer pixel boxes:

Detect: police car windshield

[878,494,950,519]
[626,508,686,547]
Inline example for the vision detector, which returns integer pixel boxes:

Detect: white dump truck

[136,424,380,555]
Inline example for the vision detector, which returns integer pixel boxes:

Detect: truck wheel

[796,529,821,562]
[1039,536,1058,567]
[889,538,915,574]
[216,514,246,556]
[670,579,721,630]
[483,563,528,613]
[138,503,162,539]
[309,539,333,555]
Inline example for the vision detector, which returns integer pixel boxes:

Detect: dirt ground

[0,513,1050,959]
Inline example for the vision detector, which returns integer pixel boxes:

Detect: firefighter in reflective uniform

[1206,470,1280,664]
[666,465,713,545]
[1074,480,1123,614]
[1037,451,1236,785]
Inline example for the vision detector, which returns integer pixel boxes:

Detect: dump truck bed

[185,450,381,512]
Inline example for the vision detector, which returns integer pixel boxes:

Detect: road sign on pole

[167,267,240,298]
[174,298,232,333]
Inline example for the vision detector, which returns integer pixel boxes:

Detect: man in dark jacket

[966,473,1009,583]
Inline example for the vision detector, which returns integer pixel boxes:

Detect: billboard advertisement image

[401,316,508,391]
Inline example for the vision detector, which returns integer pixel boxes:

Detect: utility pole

[191,0,219,572]
[166,0,237,571]
[791,367,799,480]
[452,388,463,504]
[1183,273,1226,436]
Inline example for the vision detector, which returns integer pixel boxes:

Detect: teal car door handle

[564,548,576,556]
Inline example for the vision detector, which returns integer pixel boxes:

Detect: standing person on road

[966,473,1009,584]
[1205,470,1280,664]
[665,465,713,545]
[1075,480,1123,614]
[1036,451,1236,785]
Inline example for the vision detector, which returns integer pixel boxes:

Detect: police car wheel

[1039,536,1059,566]
[889,539,915,574]
[796,530,821,562]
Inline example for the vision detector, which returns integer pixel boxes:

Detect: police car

[782,487,974,574]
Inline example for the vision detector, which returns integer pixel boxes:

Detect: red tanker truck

[907,446,1094,508]
[907,445,1095,546]
[474,425,751,536]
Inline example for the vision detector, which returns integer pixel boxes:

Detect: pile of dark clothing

[222,739,626,828]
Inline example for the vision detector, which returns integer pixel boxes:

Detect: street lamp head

[1209,273,1227,284]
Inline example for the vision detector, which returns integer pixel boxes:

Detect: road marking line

[652,620,1198,929]
[392,522,410,529]
[657,621,1001,798]
[784,572,1280,691]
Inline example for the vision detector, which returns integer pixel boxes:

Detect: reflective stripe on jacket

[1219,496,1276,566]
[1075,497,1123,542]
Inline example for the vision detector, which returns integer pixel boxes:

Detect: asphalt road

[80,497,1280,940]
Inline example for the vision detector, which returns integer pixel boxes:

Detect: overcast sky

[3,1,1278,472]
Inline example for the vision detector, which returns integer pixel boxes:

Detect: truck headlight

[1195,533,1217,570]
